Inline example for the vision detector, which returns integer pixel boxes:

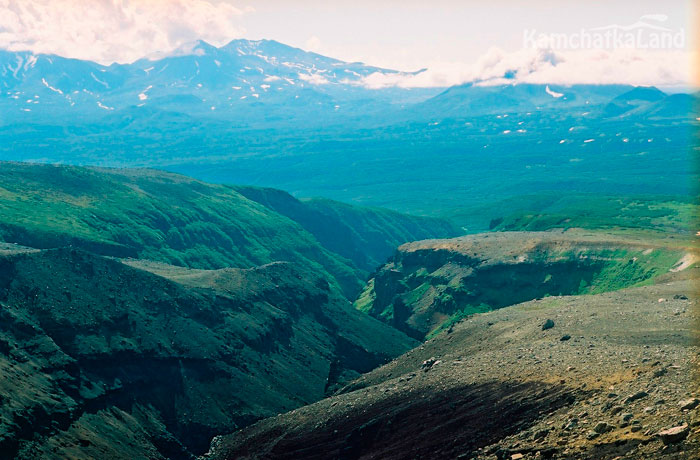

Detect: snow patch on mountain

[41,78,63,95]
[90,72,109,89]
[299,73,330,85]
[545,85,564,98]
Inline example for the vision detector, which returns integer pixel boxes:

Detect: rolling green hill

[0,162,457,298]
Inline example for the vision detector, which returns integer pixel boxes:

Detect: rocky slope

[0,247,417,459]
[355,231,693,339]
[206,271,699,459]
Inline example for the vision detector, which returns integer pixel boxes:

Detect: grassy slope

[233,185,459,272]
[0,162,456,298]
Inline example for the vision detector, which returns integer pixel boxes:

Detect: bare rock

[593,421,613,434]
[656,424,689,445]
[624,391,648,403]
[678,398,699,411]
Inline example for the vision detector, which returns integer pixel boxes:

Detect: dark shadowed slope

[0,248,417,459]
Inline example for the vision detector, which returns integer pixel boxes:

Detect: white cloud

[305,35,322,54]
[360,47,691,89]
[0,0,249,64]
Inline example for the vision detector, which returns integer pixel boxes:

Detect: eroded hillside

[0,248,416,459]
[355,231,694,339]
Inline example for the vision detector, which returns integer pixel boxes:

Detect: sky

[0,0,695,88]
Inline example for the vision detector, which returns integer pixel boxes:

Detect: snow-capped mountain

[1,40,696,127]
[0,39,424,123]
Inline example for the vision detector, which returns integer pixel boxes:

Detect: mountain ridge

[0,39,431,124]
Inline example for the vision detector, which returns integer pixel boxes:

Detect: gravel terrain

[207,272,699,460]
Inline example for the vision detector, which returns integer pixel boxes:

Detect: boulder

[656,424,689,445]
[678,398,699,411]
[421,357,440,371]
[625,391,648,403]
[593,422,612,434]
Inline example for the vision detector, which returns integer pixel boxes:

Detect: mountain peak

[175,39,217,56]
[613,85,666,102]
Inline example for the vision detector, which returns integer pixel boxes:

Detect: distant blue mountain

[0,39,697,128]
[415,83,635,118]
[601,86,667,118]
[639,93,700,119]
[600,87,700,120]
[0,39,430,124]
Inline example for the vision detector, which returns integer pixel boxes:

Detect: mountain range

[2,39,697,128]
[0,39,432,125]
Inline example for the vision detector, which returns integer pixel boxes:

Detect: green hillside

[233,186,458,272]
[0,163,456,298]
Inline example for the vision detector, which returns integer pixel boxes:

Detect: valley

[0,164,695,459]
[0,246,417,459]
[0,30,697,460]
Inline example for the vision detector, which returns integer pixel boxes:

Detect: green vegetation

[354,279,376,313]
[0,162,456,298]
[489,194,697,238]
[578,247,684,294]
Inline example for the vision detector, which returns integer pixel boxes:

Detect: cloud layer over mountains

[361,47,691,89]
[0,0,692,89]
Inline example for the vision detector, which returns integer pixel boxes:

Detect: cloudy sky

[0,0,695,88]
